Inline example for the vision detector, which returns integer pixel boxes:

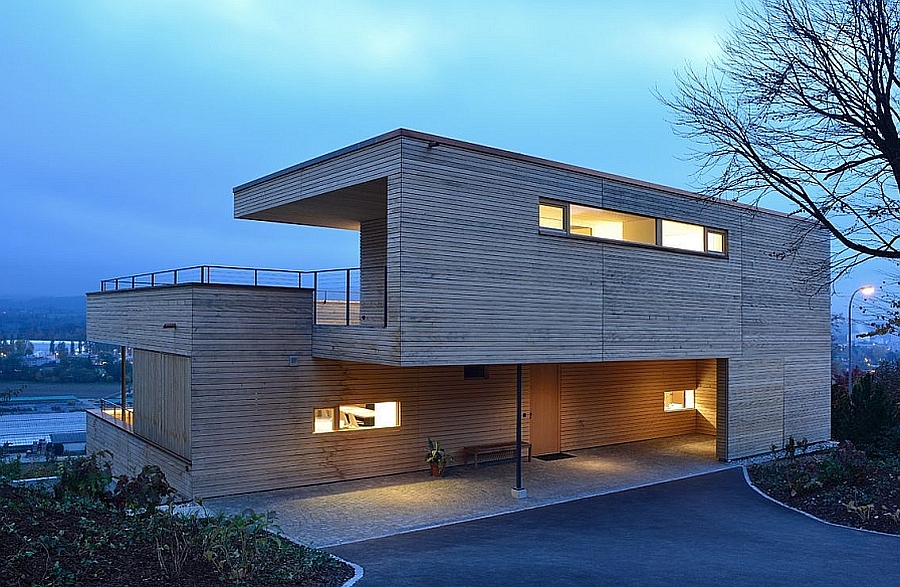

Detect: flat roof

[233,128,812,222]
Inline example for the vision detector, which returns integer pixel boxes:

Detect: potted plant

[425,438,448,477]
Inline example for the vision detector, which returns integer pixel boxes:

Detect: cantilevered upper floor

[226,129,830,367]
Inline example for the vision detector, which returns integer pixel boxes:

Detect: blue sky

[0,1,889,309]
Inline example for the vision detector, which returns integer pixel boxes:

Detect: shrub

[833,372,900,455]
[54,451,113,500]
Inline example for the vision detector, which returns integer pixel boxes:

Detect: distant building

[85,130,831,499]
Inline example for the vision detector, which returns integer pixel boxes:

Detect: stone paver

[206,434,727,547]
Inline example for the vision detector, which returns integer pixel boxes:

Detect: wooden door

[531,364,560,455]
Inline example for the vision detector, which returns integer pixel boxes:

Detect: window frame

[312,401,401,433]
[539,199,728,257]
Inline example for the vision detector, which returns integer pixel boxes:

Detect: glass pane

[661,220,705,251]
[569,205,656,244]
[330,402,400,430]
[314,408,334,433]
[539,203,565,230]
[707,231,725,253]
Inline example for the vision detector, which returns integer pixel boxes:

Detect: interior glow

[664,389,695,411]
[707,230,725,253]
[314,402,400,433]
[661,220,704,251]
[570,205,655,244]
[539,203,565,230]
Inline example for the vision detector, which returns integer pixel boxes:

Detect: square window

[539,203,565,230]
[314,408,335,433]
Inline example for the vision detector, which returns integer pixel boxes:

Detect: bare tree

[664,0,900,284]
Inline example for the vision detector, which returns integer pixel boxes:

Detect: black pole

[515,363,524,493]
[120,345,127,420]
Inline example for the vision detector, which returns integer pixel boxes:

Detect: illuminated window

[570,205,656,244]
[313,402,400,433]
[707,230,726,254]
[664,390,695,412]
[539,203,566,230]
[661,220,705,252]
[540,201,727,256]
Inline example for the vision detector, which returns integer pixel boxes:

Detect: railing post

[115,278,119,291]
[131,276,135,289]
[120,346,127,419]
[173,270,178,285]
[383,266,388,327]
[254,269,258,286]
[345,269,351,326]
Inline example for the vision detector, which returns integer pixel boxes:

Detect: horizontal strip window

[314,402,400,433]
[540,200,727,255]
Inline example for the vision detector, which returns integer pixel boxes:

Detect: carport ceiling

[243,178,387,230]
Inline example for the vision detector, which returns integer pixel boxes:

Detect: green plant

[425,438,447,475]
[54,451,113,500]
[201,508,283,583]
[0,454,23,481]
[111,464,176,513]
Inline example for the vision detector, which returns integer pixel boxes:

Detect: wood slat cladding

[87,287,194,355]
[133,350,190,459]
[191,360,529,497]
[233,137,399,227]
[695,359,717,436]
[86,412,192,499]
[558,360,710,451]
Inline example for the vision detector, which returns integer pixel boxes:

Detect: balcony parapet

[97,265,387,327]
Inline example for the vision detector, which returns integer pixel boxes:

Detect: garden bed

[747,443,900,535]
[0,455,354,586]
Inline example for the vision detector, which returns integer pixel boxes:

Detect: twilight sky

[0,1,887,307]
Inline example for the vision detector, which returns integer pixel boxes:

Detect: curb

[740,465,900,539]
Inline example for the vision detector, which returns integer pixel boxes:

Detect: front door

[530,364,560,455]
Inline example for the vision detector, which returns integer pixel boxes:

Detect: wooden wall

[558,360,710,451]
[87,287,194,355]
[86,412,192,499]
[133,349,191,459]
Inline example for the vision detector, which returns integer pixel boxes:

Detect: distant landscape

[0,296,86,341]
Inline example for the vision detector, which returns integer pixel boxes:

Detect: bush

[833,371,900,455]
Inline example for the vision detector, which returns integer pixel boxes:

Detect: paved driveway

[328,468,900,587]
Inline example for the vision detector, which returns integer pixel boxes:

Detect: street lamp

[848,285,875,397]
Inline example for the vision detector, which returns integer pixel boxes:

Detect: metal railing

[99,265,388,327]
[99,398,133,427]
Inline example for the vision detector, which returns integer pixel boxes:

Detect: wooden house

[85,129,831,499]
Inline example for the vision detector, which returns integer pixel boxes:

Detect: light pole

[848,285,875,397]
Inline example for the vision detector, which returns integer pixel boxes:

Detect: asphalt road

[328,468,900,587]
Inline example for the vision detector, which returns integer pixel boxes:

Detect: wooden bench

[463,442,532,469]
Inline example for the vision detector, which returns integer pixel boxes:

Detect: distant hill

[0,296,86,341]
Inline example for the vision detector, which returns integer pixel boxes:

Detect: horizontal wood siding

[86,412,192,499]
[187,286,313,498]
[190,359,528,497]
[695,359,717,435]
[233,140,400,223]
[396,135,745,365]
[558,360,706,451]
[783,355,831,445]
[133,350,191,459]
[726,358,785,458]
[87,288,194,355]
[312,326,400,365]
